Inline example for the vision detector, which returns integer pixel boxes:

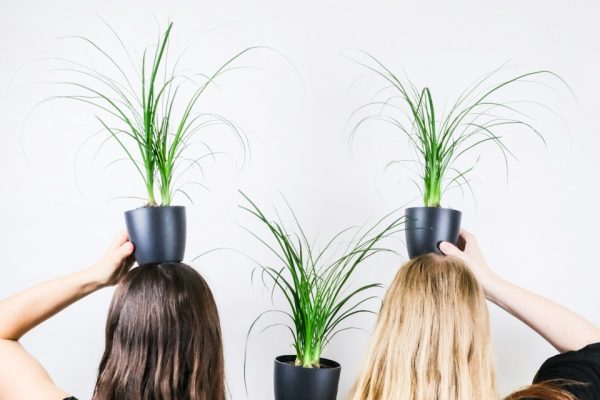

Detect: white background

[1,1,599,399]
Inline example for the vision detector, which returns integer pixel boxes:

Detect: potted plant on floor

[60,22,252,265]
[351,54,566,258]
[241,192,404,400]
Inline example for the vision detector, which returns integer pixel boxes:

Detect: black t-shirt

[533,342,600,399]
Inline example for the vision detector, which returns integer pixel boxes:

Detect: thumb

[439,241,463,257]
[110,230,130,250]
[117,241,135,258]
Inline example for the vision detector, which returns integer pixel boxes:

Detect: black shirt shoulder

[534,342,600,399]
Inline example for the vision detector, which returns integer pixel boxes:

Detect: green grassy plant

[59,22,251,206]
[351,54,567,207]
[241,191,404,373]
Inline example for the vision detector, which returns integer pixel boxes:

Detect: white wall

[1,0,599,398]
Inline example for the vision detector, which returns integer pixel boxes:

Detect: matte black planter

[405,206,461,259]
[124,206,186,266]
[274,355,341,400]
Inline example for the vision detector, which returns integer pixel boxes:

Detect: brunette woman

[0,232,225,400]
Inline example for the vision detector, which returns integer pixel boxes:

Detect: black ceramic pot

[274,355,341,400]
[405,206,461,259]
[124,206,186,266]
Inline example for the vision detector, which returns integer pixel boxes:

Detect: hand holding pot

[439,229,499,296]
[441,229,600,353]
[86,231,135,288]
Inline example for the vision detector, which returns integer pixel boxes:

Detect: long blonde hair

[349,254,575,400]
[349,254,495,399]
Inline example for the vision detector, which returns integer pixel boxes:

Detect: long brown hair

[507,382,578,400]
[94,262,225,400]
[349,254,575,400]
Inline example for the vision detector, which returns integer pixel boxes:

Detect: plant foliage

[58,22,251,206]
[351,53,566,207]
[241,191,404,372]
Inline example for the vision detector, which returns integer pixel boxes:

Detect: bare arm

[440,230,600,353]
[0,232,134,400]
[1,269,108,341]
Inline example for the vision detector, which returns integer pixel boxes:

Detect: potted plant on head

[241,192,404,400]
[60,22,252,265]
[351,54,566,258]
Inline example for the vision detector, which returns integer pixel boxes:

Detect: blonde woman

[349,230,600,400]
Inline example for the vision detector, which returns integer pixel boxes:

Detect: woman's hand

[440,229,600,352]
[0,230,136,399]
[439,229,500,296]
[0,230,135,341]
[85,231,135,288]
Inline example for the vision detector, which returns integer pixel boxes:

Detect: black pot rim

[406,206,461,212]
[275,355,341,370]
[126,204,185,211]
